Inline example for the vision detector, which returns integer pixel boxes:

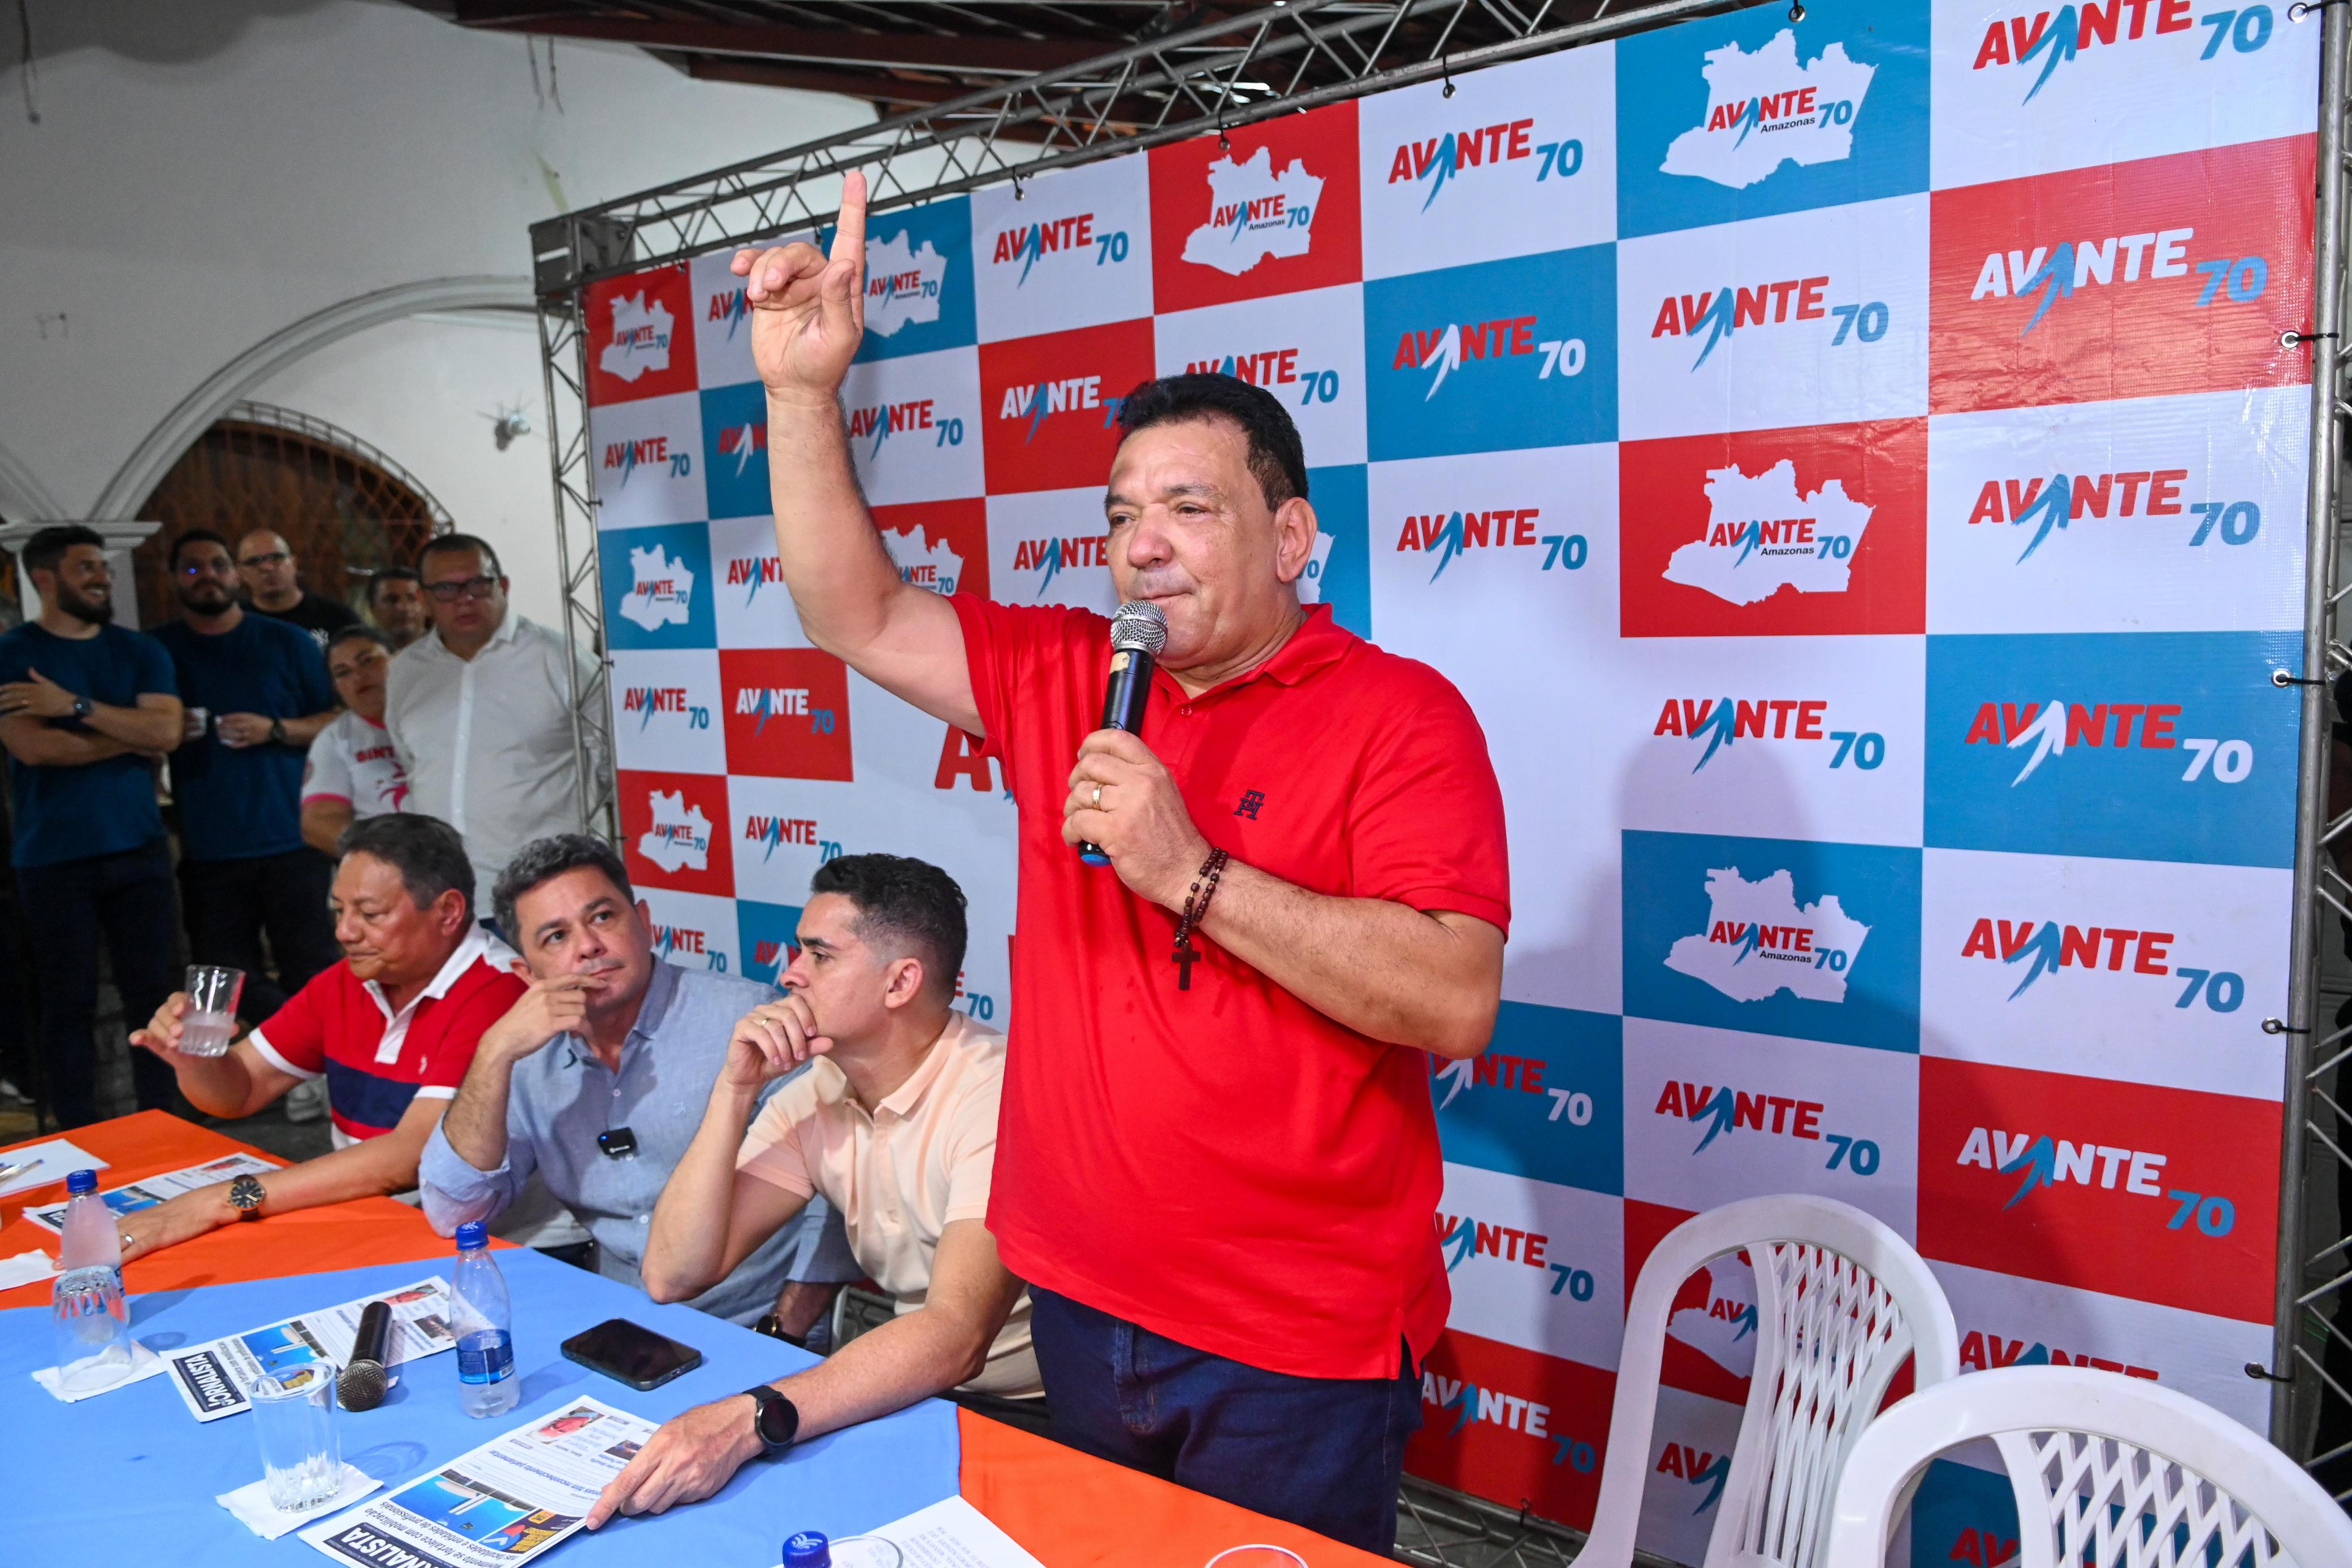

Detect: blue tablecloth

[1,1249,962,1565]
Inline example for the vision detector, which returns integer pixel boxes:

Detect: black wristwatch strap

[743,1384,799,1453]
[269,716,288,745]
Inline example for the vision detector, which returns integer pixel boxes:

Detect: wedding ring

[1091,785,1103,809]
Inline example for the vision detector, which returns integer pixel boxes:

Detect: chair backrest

[1823,1365,2352,1568]
[1576,1196,1960,1568]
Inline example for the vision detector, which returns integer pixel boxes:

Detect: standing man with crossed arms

[725,177,1511,1549]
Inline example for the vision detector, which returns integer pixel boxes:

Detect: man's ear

[437,888,474,935]
[1272,495,1319,586]
[879,955,925,1010]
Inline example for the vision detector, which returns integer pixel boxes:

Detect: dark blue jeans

[1027,1287,1421,1552]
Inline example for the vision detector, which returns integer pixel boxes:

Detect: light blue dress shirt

[419,961,861,1324]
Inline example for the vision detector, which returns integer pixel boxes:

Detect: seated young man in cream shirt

[585,855,1030,1530]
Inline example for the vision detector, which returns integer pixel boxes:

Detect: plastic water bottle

[451,1221,517,1418]
[58,1168,122,1280]
[785,1532,902,1567]
[53,1169,133,1392]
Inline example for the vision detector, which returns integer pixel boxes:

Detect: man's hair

[1115,372,1309,512]
[417,532,503,578]
[810,854,967,1003]
[366,566,421,605]
[337,813,476,922]
[327,624,394,660]
[168,528,234,570]
[21,525,105,579]
[491,834,632,945]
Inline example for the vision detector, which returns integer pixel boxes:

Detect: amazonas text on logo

[603,434,677,487]
[1962,467,2216,562]
[1956,914,2243,1012]
[1652,697,1887,774]
[1393,505,1588,583]
[1653,1079,1886,1175]
[997,375,1112,443]
[1391,314,1585,400]
[1968,0,2258,106]
[992,213,1132,284]
[1648,276,1892,370]
[1383,118,1583,211]
[1961,1325,2158,1382]
[1966,226,2267,335]
[1957,1124,2237,1238]
[734,684,837,737]
[1013,534,1110,598]
[1960,698,2254,788]
[1658,29,1872,191]
[743,813,824,861]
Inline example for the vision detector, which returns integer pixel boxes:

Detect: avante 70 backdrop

[553,0,2325,1558]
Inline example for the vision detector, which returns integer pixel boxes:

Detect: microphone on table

[1078,599,1169,867]
[338,1300,394,1411]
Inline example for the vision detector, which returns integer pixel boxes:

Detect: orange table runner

[958,1408,1394,1568]
[0,1109,464,1309]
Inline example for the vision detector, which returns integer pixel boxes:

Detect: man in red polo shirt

[126,813,525,1262]
[729,177,1508,1548]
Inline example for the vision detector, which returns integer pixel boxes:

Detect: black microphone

[338,1300,394,1411]
[1078,600,1169,867]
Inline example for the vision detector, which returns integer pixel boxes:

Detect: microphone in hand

[1079,600,1168,867]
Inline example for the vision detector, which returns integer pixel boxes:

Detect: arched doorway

[133,401,452,627]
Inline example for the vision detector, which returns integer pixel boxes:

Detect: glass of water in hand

[180,965,244,1057]
[251,1363,341,1512]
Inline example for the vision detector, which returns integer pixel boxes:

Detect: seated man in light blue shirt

[420,834,859,1329]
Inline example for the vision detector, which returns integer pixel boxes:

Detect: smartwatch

[743,1384,800,1454]
[227,1174,266,1221]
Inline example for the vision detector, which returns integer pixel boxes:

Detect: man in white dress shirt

[386,535,603,904]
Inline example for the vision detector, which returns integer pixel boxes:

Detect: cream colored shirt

[735,1011,1036,1397]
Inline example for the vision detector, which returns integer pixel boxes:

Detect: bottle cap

[783,1531,831,1567]
[66,1169,97,1195]
[455,1220,488,1250]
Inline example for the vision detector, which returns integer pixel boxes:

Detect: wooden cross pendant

[1173,943,1199,991]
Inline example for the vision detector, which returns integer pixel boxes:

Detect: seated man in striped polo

[125,813,524,1261]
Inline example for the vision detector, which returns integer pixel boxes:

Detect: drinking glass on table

[179,965,245,1057]
[251,1363,341,1512]
[1204,1549,1309,1568]
[50,1264,133,1394]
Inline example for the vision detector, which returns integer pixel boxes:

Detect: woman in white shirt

[301,625,412,854]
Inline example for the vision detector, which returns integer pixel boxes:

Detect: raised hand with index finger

[728,170,870,406]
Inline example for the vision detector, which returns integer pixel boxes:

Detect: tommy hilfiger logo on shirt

[1234,789,1266,820]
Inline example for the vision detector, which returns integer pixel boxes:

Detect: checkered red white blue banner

[580,2,2320,1555]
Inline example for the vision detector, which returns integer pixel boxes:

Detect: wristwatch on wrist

[268,716,287,745]
[743,1385,800,1455]
[227,1174,266,1221]
[70,695,91,721]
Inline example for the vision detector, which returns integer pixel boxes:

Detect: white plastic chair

[1822,1365,2352,1568]
[1577,1195,1960,1568]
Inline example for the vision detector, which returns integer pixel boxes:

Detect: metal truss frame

[532,0,2352,1541]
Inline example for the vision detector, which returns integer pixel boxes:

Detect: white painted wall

[0,0,868,622]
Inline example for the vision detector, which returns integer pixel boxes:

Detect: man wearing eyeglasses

[236,529,358,649]
[386,534,603,904]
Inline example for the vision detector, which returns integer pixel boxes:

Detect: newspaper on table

[21,1151,279,1233]
[300,1396,658,1568]
[166,1275,456,1421]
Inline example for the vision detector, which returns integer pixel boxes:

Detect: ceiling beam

[681,54,1157,144]
[455,8,1113,75]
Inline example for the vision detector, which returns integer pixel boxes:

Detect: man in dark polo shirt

[727,176,1510,1549]
[0,525,186,1125]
